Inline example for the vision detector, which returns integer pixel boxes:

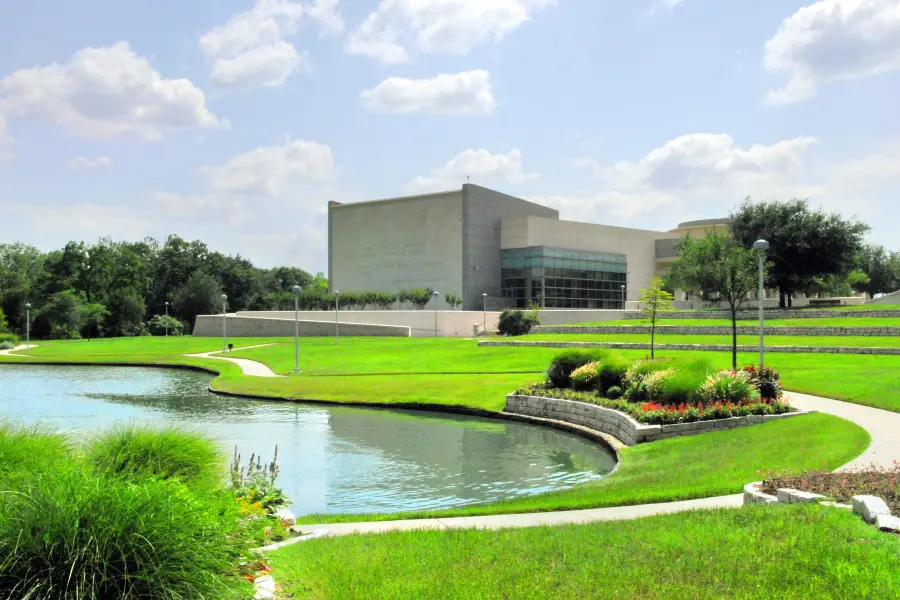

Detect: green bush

[88,426,223,489]
[742,365,783,400]
[0,467,250,599]
[657,370,708,404]
[497,309,536,336]
[148,314,185,336]
[570,361,602,391]
[597,354,632,394]
[605,385,623,399]
[0,307,7,332]
[697,371,760,404]
[547,349,608,388]
[0,341,15,350]
[0,333,18,344]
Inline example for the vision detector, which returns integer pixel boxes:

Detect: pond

[0,365,617,515]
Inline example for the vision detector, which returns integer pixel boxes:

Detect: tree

[78,303,110,340]
[148,314,185,336]
[445,292,463,310]
[638,276,674,359]
[854,245,900,299]
[34,290,86,339]
[669,232,759,369]
[105,290,147,336]
[174,273,222,332]
[0,307,7,332]
[730,199,869,307]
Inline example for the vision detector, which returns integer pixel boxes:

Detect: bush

[0,425,69,485]
[570,361,602,391]
[597,354,631,394]
[0,467,250,599]
[0,307,6,332]
[642,368,674,400]
[148,314,185,336]
[0,341,14,350]
[605,385,623,400]
[0,333,18,344]
[697,371,760,404]
[88,426,223,490]
[498,309,536,336]
[547,349,609,388]
[742,365,783,400]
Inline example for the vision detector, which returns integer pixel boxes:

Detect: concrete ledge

[480,340,900,356]
[504,395,806,446]
[193,315,411,337]
[533,325,900,337]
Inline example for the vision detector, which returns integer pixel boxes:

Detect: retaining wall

[533,325,900,336]
[504,395,806,446]
[192,315,410,337]
[480,340,900,355]
[623,309,900,320]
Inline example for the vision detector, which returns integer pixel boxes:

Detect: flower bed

[519,350,793,426]
[758,463,899,516]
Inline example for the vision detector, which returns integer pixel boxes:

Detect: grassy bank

[564,316,900,327]
[523,332,900,347]
[271,505,900,600]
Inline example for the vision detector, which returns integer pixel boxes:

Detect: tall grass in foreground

[0,426,253,599]
[0,425,69,484]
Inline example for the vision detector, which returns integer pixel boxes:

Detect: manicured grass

[297,413,867,523]
[523,332,900,347]
[17,336,278,357]
[271,505,900,600]
[564,317,900,327]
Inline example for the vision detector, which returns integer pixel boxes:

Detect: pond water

[0,365,616,515]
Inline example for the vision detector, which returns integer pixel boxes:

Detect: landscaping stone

[851,495,892,524]
[874,514,900,533]
[253,575,276,600]
[776,488,826,504]
[818,501,853,510]
[274,506,297,526]
[743,482,777,505]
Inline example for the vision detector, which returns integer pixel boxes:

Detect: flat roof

[329,188,461,210]
[675,218,731,229]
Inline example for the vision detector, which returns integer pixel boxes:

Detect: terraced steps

[534,325,900,337]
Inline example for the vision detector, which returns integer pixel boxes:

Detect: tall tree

[174,272,223,332]
[638,276,674,359]
[730,199,869,308]
[669,232,759,370]
[854,245,900,299]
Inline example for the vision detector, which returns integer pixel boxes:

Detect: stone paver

[184,344,282,377]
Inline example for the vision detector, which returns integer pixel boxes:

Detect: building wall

[192,315,410,337]
[501,216,671,302]
[460,184,559,311]
[236,310,501,337]
[328,191,464,297]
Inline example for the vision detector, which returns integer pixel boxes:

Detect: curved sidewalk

[281,391,900,543]
[184,344,282,377]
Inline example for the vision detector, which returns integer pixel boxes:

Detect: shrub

[570,361,602,391]
[547,349,608,388]
[498,309,536,336]
[0,341,14,350]
[0,307,6,332]
[697,371,760,404]
[605,385,623,399]
[0,333,18,344]
[597,354,631,394]
[88,426,223,489]
[0,467,250,599]
[148,314,185,336]
[643,368,674,400]
[742,365,783,400]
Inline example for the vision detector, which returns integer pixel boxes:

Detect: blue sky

[1,0,899,271]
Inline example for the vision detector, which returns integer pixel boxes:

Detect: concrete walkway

[0,344,36,356]
[278,390,900,544]
[184,344,282,377]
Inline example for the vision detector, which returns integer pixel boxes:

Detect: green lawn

[271,505,900,600]
[523,332,900,347]
[15,336,278,357]
[295,412,867,523]
[563,317,900,327]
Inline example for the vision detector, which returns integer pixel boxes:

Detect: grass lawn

[563,317,900,327]
[523,332,900,347]
[294,412,866,523]
[14,336,279,357]
[270,505,900,600]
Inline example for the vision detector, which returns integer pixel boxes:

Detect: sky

[1,0,899,273]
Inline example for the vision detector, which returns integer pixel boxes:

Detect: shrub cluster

[498,308,538,336]
[0,425,290,599]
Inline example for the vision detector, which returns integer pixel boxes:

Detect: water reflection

[0,365,616,515]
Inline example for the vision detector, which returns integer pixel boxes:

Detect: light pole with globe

[753,239,770,367]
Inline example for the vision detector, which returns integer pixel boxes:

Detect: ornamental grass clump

[547,349,608,389]
[0,425,69,485]
[697,370,760,404]
[570,361,602,391]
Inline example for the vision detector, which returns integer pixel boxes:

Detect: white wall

[329,191,464,297]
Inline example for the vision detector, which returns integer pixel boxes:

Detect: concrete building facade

[328,184,728,311]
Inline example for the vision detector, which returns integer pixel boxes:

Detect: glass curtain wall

[501,247,627,309]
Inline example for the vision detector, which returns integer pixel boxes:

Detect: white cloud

[0,42,222,141]
[764,0,900,104]
[200,0,343,89]
[565,133,823,226]
[66,156,112,169]
[406,148,536,193]
[0,115,12,161]
[361,70,496,114]
[347,0,556,64]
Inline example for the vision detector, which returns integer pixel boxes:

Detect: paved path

[184,344,282,377]
[0,344,35,356]
[277,390,900,544]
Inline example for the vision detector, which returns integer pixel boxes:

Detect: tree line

[0,235,327,339]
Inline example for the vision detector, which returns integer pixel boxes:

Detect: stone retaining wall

[533,325,900,336]
[193,315,410,337]
[623,309,900,320]
[480,340,900,355]
[505,395,806,446]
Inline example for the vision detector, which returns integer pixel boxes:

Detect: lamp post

[433,291,440,338]
[25,303,31,351]
[753,239,769,367]
[164,301,169,337]
[292,285,302,372]
[221,294,228,352]
[334,290,341,344]
[482,292,487,334]
[620,284,626,310]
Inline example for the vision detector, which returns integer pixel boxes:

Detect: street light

[334,290,341,344]
[621,284,626,310]
[292,285,302,372]
[164,301,169,337]
[433,291,440,338]
[482,292,487,334]
[753,239,770,367]
[25,303,31,351]
[221,294,228,352]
